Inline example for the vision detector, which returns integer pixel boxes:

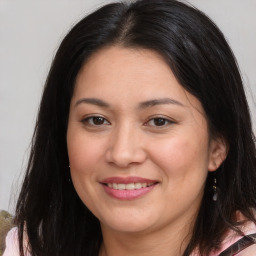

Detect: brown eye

[82,116,110,126]
[92,117,105,125]
[145,117,174,127]
[153,118,167,126]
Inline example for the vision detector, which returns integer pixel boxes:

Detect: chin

[101,216,154,234]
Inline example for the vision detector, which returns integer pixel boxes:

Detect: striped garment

[3,221,256,256]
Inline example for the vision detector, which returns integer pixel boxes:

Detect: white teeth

[126,183,135,190]
[142,183,147,188]
[117,184,126,190]
[106,182,155,190]
[134,183,142,189]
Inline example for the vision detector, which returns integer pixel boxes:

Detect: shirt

[3,222,256,256]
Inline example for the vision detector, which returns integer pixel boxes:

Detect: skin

[67,46,227,256]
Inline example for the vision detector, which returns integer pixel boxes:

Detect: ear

[208,136,228,172]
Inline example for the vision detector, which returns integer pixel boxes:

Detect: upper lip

[100,176,159,184]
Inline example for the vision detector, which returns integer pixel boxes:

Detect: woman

[3,0,256,255]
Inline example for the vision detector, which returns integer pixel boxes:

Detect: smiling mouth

[100,177,159,200]
[104,182,157,190]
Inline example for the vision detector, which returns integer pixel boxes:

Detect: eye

[82,116,110,126]
[145,117,174,127]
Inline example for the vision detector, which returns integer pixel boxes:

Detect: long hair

[15,0,256,255]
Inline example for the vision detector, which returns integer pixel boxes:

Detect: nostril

[105,145,147,168]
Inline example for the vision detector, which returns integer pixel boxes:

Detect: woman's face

[67,46,225,235]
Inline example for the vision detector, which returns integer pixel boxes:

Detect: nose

[105,125,147,168]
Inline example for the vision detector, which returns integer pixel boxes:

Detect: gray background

[1,0,255,213]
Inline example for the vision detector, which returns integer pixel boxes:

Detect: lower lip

[102,184,157,200]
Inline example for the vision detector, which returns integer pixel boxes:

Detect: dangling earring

[68,165,71,182]
[213,176,218,201]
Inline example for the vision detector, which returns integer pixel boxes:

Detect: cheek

[67,129,103,172]
[67,131,104,207]
[148,134,210,180]
[148,136,210,212]
[67,131,106,207]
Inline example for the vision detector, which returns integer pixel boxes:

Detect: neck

[99,218,194,256]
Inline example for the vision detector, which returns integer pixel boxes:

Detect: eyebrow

[74,98,110,108]
[139,98,185,108]
[74,97,184,109]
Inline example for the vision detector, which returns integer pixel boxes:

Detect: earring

[68,165,71,182]
[213,176,218,201]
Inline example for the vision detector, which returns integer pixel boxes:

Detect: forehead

[76,46,172,86]
[73,46,203,114]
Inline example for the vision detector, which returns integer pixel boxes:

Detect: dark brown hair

[16,0,256,255]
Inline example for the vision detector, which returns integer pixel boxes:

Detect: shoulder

[3,228,19,256]
[3,227,31,256]
[236,243,256,256]
[215,217,256,256]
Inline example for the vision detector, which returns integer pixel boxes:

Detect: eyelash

[81,116,111,126]
[81,115,175,128]
[144,117,175,127]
